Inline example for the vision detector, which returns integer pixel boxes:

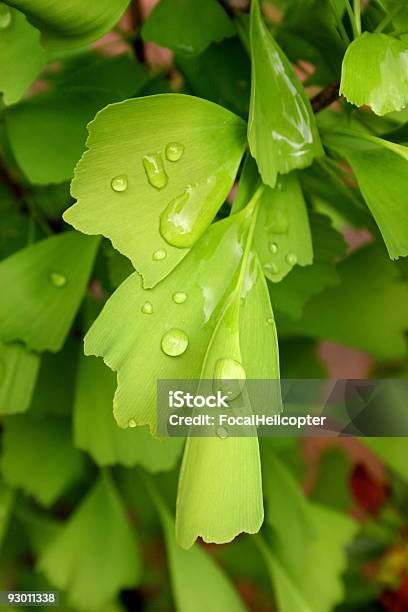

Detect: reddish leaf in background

[350,463,389,516]
[381,575,408,612]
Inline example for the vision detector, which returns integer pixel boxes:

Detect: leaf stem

[345,0,359,38]
[375,3,404,33]
[353,0,361,35]
[328,0,350,43]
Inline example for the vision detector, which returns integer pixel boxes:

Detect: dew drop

[286,252,297,266]
[263,263,280,275]
[0,5,12,29]
[111,174,128,192]
[152,248,167,261]
[166,142,185,162]
[142,153,168,190]
[214,358,246,401]
[50,272,67,288]
[141,301,153,314]
[161,328,189,357]
[269,241,278,254]
[216,426,229,439]
[267,317,274,325]
[128,418,137,428]
[172,291,187,304]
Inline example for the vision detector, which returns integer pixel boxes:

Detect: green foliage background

[0,0,408,610]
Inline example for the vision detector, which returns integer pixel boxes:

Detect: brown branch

[311,81,341,113]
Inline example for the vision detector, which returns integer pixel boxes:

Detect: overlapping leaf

[3,0,130,50]
[38,473,140,611]
[0,341,40,415]
[0,232,99,352]
[248,0,323,187]
[74,354,184,471]
[64,94,247,287]
[340,32,408,116]
[323,130,408,259]
[0,5,46,105]
[142,0,234,56]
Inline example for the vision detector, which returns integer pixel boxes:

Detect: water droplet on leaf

[165,142,185,162]
[214,358,246,401]
[111,174,128,192]
[0,5,12,28]
[142,153,168,190]
[286,252,297,265]
[216,426,229,439]
[128,418,137,428]
[269,241,278,254]
[152,249,167,261]
[161,329,189,357]
[172,291,187,304]
[263,263,280,275]
[141,301,153,314]
[50,272,67,288]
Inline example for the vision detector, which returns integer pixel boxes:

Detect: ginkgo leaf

[84,209,253,431]
[279,243,408,359]
[141,0,235,56]
[64,94,247,288]
[147,481,247,612]
[74,354,184,471]
[248,0,323,188]
[323,130,408,259]
[38,473,140,611]
[6,54,148,185]
[1,415,84,506]
[254,172,313,283]
[0,232,99,352]
[0,5,46,105]
[176,250,280,548]
[3,0,130,51]
[340,32,408,116]
[0,341,40,415]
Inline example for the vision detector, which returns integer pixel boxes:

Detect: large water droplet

[214,358,246,401]
[142,153,168,190]
[161,329,189,357]
[267,209,289,234]
[0,5,12,28]
[166,142,185,162]
[269,241,278,254]
[152,248,167,261]
[141,301,153,314]
[172,291,187,304]
[159,176,218,248]
[128,418,137,428]
[50,272,67,288]
[111,174,128,192]
[216,426,229,439]
[286,252,297,266]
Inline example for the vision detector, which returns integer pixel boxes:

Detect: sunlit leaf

[6,54,148,184]
[278,243,408,359]
[0,341,40,415]
[248,0,323,187]
[1,415,84,506]
[38,473,140,611]
[0,5,46,105]
[324,130,408,259]
[340,32,408,116]
[148,482,247,611]
[141,0,234,56]
[0,232,99,352]
[254,172,313,283]
[64,94,246,288]
[4,0,130,51]
[74,354,184,471]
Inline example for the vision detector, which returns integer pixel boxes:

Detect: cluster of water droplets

[263,207,297,277]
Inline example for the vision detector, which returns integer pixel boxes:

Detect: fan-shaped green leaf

[141,0,234,56]
[0,232,99,352]
[1,416,84,506]
[248,0,323,188]
[340,32,408,116]
[38,473,140,611]
[255,172,313,283]
[0,342,39,415]
[3,0,130,51]
[74,354,184,470]
[64,94,246,288]
[148,483,247,612]
[0,5,46,105]
[6,54,148,184]
[324,130,408,259]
